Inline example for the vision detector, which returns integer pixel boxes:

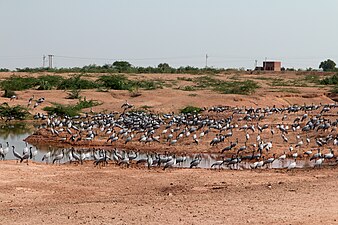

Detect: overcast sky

[1,0,338,69]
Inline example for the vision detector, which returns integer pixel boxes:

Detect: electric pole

[205,54,208,68]
[42,55,46,68]
[48,55,54,68]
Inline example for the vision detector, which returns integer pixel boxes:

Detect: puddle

[0,123,332,170]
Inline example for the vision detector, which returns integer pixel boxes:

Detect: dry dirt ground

[0,71,338,224]
[0,161,337,225]
[0,71,336,114]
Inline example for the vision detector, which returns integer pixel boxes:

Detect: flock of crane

[2,101,338,170]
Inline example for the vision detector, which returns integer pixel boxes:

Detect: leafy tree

[319,59,336,72]
[157,63,172,73]
[113,61,132,72]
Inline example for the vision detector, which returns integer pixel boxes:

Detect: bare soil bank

[0,161,337,225]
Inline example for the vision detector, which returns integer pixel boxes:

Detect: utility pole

[48,55,54,68]
[205,54,208,68]
[42,55,46,68]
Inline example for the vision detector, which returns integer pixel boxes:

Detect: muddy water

[0,123,327,169]
[0,123,47,161]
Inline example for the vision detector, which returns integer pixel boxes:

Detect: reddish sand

[0,71,338,224]
[0,161,337,225]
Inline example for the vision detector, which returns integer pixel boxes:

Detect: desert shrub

[303,75,320,84]
[0,76,39,91]
[183,86,196,91]
[180,106,202,114]
[331,85,338,93]
[0,103,30,120]
[43,104,79,117]
[2,89,16,98]
[67,89,81,99]
[320,74,338,85]
[57,74,98,90]
[139,105,153,110]
[97,74,132,90]
[269,78,290,86]
[135,80,164,90]
[75,98,100,109]
[215,80,259,95]
[177,77,193,81]
[193,75,220,88]
[192,76,259,95]
[37,75,64,90]
[0,75,65,91]
[43,98,101,117]
[188,93,197,97]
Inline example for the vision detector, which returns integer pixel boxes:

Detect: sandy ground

[0,161,337,225]
[1,71,338,224]
[0,71,335,114]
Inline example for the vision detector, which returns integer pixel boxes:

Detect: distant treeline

[1,61,233,74]
[1,60,337,74]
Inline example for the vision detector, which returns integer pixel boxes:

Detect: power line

[53,55,203,62]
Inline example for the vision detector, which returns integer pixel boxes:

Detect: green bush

[43,104,79,117]
[57,74,98,90]
[97,74,132,90]
[180,106,202,114]
[0,75,64,91]
[193,75,220,88]
[43,98,101,117]
[215,80,259,95]
[67,89,81,99]
[177,77,193,81]
[0,103,30,120]
[192,76,259,95]
[183,86,196,91]
[331,85,338,93]
[75,98,100,110]
[303,75,320,84]
[2,89,16,98]
[0,76,39,91]
[135,80,164,90]
[38,75,64,90]
[320,74,338,85]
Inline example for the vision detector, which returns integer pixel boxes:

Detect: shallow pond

[0,123,325,169]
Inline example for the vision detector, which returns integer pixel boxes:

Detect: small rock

[168,193,173,196]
